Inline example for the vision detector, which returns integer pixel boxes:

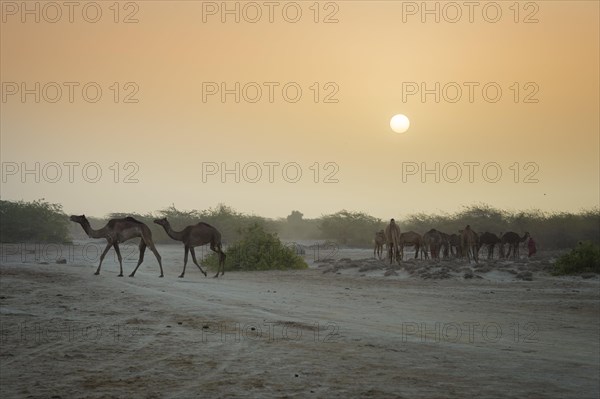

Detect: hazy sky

[1,1,598,219]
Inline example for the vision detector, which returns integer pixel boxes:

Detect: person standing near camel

[385,218,401,265]
[528,236,537,257]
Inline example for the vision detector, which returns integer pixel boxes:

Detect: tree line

[1,199,598,250]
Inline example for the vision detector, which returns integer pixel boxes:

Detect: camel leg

[190,247,208,277]
[113,243,124,277]
[95,242,113,275]
[129,242,146,277]
[219,250,226,277]
[211,244,225,277]
[149,243,164,277]
[179,246,190,278]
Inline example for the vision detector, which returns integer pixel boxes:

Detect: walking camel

[461,225,479,264]
[373,230,386,260]
[70,215,164,277]
[385,219,401,265]
[501,231,530,259]
[154,218,226,278]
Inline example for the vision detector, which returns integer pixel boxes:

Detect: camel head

[153,218,170,227]
[69,215,87,224]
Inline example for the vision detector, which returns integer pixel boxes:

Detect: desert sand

[0,243,598,398]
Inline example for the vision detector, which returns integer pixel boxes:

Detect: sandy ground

[0,243,598,398]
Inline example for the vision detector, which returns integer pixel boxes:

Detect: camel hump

[197,221,216,229]
[125,216,144,224]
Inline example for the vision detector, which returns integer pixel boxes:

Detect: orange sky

[1,1,598,219]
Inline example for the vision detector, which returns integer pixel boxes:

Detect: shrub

[552,241,600,275]
[0,199,70,243]
[204,224,307,271]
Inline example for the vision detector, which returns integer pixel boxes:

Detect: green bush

[204,224,307,271]
[0,199,70,243]
[552,241,600,275]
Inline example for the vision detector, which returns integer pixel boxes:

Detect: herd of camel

[69,214,530,279]
[374,218,530,265]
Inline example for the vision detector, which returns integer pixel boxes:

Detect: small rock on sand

[516,271,533,281]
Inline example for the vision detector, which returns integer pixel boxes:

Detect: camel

[154,218,226,278]
[422,229,442,260]
[461,225,479,264]
[449,233,462,257]
[385,219,401,265]
[501,231,530,259]
[479,232,501,259]
[438,231,451,259]
[399,231,422,260]
[373,230,386,260]
[70,215,164,277]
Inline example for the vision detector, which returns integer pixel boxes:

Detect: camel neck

[81,219,106,239]
[162,224,184,241]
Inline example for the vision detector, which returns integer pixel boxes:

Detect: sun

[390,114,410,133]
